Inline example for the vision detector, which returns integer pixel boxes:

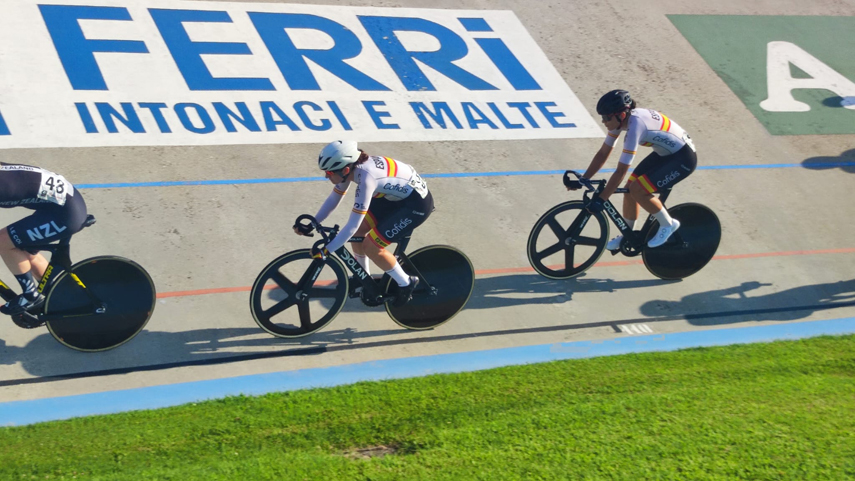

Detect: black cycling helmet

[596,89,633,115]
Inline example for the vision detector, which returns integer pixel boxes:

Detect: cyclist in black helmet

[567,89,698,249]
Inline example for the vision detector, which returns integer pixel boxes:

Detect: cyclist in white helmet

[294,141,434,306]
[567,89,698,249]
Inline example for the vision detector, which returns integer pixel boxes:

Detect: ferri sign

[0,0,602,148]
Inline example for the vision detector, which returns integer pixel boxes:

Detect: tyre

[385,246,474,330]
[527,201,609,279]
[44,256,156,352]
[643,203,721,280]
[250,249,348,338]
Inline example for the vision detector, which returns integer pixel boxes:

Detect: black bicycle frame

[570,182,673,249]
[0,238,105,322]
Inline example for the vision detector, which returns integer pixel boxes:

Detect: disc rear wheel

[643,203,721,280]
[385,246,474,330]
[44,256,156,352]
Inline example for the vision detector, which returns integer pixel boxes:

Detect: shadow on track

[640,279,855,326]
[802,148,855,173]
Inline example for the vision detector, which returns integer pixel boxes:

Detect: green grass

[2,335,854,480]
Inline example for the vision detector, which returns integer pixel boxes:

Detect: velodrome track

[1,0,854,424]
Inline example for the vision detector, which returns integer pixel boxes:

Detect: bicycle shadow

[465,273,674,310]
[639,279,855,326]
[3,322,408,378]
[801,148,855,174]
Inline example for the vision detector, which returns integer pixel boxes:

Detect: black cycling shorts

[365,191,434,248]
[629,144,697,193]
[7,191,88,251]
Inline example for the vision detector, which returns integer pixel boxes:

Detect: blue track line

[1,317,853,427]
[75,161,855,189]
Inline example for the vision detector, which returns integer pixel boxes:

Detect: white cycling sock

[652,208,674,228]
[625,218,636,231]
[387,263,411,286]
[353,253,370,276]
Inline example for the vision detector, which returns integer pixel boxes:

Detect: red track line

[155,247,855,299]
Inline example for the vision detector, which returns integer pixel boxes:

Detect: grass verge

[1,335,854,480]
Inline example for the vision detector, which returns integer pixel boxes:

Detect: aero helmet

[318,140,359,172]
[596,89,633,115]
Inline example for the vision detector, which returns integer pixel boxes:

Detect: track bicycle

[1,214,157,352]
[250,214,475,338]
[527,170,721,280]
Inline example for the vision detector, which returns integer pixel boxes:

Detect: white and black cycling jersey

[604,109,696,166]
[0,163,75,209]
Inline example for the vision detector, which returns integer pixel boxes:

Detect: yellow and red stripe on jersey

[333,186,347,195]
[628,174,638,183]
[352,207,368,216]
[637,174,657,193]
[660,114,671,132]
[368,229,391,248]
[640,141,653,147]
[622,149,637,155]
[384,157,398,178]
[365,211,378,229]
[607,132,619,139]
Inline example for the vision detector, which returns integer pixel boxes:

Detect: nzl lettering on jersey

[0,0,602,149]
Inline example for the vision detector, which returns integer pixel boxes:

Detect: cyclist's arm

[314,183,349,224]
[583,132,619,179]
[599,119,641,200]
[324,174,375,253]
[599,162,630,200]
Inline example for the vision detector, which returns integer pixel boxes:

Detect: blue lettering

[462,102,498,129]
[409,102,462,129]
[0,110,10,135]
[249,13,388,92]
[327,101,353,131]
[475,38,541,91]
[535,102,575,128]
[457,18,541,91]
[359,16,496,91]
[363,101,399,130]
[149,9,274,91]
[175,103,215,134]
[487,103,524,129]
[75,103,98,133]
[139,103,172,133]
[260,102,300,131]
[507,102,539,128]
[213,102,261,132]
[95,102,145,133]
[294,101,331,131]
[39,5,148,91]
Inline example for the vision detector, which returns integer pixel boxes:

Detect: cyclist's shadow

[802,148,855,173]
[639,279,855,325]
[464,273,674,310]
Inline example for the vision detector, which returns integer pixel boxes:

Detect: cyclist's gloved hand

[563,171,583,190]
[294,219,314,236]
[311,246,329,260]
[586,195,605,213]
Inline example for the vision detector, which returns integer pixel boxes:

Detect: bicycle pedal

[12,312,44,329]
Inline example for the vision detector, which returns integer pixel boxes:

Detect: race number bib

[407,172,428,199]
[37,171,72,206]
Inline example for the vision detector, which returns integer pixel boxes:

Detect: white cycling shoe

[607,235,623,251]
[648,219,681,248]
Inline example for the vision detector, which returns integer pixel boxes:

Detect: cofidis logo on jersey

[0,0,601,148]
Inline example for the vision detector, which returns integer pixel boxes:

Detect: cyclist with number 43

[0,163,87,315]
[294,141,434,307]
[568,90,698,250]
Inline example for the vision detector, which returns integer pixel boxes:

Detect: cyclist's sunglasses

[601,113,618,122]
[325,168,345,177]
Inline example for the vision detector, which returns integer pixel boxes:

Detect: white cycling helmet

[318,140,359,172]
